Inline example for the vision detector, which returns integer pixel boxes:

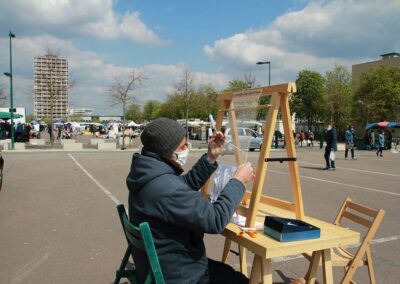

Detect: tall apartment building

[34,55,69,119]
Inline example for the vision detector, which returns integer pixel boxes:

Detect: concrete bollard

[8,142,26,150]
[63,143,83,150]
[29,139,46,146]
[90,138,107,145]
[97,142,117,150]
[60,139,76,145]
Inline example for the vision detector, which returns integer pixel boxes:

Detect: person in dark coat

[324,124,338,170]
[127,117,254,284]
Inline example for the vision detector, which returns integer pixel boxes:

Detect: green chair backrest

[117,204,165,284]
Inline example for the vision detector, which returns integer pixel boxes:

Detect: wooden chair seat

[304,197,385,284]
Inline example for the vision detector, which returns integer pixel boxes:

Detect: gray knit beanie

[140,118,186,157]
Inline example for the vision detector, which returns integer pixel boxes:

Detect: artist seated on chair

[127,117,254,284]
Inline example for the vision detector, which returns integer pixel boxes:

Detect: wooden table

[221,204,360,284]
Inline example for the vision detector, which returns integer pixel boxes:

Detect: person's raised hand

[207,131,225,163]
[234,162,255,185]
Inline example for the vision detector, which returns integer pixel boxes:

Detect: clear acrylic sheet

[210,164,237,203]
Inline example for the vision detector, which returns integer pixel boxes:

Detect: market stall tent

[365,121,400,130]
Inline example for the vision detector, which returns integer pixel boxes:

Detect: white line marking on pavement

[300,161,400,178]
[271,235,400,263]
[68,154,121,205]
[269,169,400,196]
[11,253,49,284]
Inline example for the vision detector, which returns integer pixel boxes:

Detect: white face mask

[174,148,189,166]
[327,126,332,131]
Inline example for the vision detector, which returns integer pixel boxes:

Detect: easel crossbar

[219,104,271,112]
[265,157,297,163]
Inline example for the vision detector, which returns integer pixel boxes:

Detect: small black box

[264,216,320,242]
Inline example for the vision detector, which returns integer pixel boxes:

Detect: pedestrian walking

[324,124,337,170]
[376,129,385,157]
[299,130,305,147]
[308,130,314,147]
[344,125,356,159]
[127,117,254,284]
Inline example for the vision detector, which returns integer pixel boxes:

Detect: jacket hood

[126,151,179,194]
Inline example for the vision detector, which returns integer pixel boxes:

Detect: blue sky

[0,0,399,116]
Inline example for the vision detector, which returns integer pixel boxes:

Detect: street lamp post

[256,61,271,86]
[4,31,16,150]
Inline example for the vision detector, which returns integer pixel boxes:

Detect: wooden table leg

[249,255,262,284]
[261,258,272,284]
[239,245,248,277]
[307,251,322,284]
[221,238,231,263]
[322,249,333,284]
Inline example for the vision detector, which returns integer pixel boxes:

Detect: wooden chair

[304,197,385,284]
[114,204,165,284]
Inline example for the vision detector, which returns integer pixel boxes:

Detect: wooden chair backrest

[334,197,385,230]
[333,198,385,284]
[117,204,165,284]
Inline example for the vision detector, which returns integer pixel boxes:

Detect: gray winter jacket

[126,151,245,283]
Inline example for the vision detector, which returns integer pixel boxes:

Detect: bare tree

[242,71,257,88]
[175,67,195,140]
[109,71,146,150]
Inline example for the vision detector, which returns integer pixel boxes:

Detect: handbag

[329,151,335,161]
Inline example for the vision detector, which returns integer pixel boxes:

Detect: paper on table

[231,213,264,230]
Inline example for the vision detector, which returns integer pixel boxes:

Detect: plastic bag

[329,150,335,161]
[210,164,237,203]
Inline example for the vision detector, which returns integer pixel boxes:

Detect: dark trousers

[207,258,248,284]
[377,147,384,156]
[345,148,354,158]
[324,148,335,168]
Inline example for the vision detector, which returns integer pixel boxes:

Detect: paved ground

[0,145,399,283]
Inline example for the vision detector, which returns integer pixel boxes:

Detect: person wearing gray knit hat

[140,117,186,157]
[127,117,255,284]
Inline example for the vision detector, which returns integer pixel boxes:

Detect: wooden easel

[201,83,304,274]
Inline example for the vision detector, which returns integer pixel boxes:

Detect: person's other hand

[207,131,225,163]
[234,162,255,185]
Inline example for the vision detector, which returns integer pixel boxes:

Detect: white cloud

[0,35,228,115]
[204,0,400,83]
[0,0,167,45]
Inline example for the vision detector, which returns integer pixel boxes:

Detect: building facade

[34,55,69,119]
[352,52,400,92]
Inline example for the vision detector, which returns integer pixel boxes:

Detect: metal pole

[268,62,271,86]
[9,31,15,150]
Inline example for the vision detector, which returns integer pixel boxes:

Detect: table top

[222,203,360,259]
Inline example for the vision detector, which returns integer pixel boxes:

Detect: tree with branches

[109,71,146,150]
[175,68,195,139]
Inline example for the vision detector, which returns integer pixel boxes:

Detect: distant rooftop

[380,52,400,59]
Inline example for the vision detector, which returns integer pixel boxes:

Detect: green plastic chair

[115,204,165,284]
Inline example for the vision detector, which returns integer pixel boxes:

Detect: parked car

[0,151,4,191]
[224,127,263,152]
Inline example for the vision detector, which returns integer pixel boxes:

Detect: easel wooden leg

[239,245,248,276]
[249,255,262,284]
[307,251,321,284]
[322,249,333,284]
[221,238,231,264]
[261,258,272,284]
